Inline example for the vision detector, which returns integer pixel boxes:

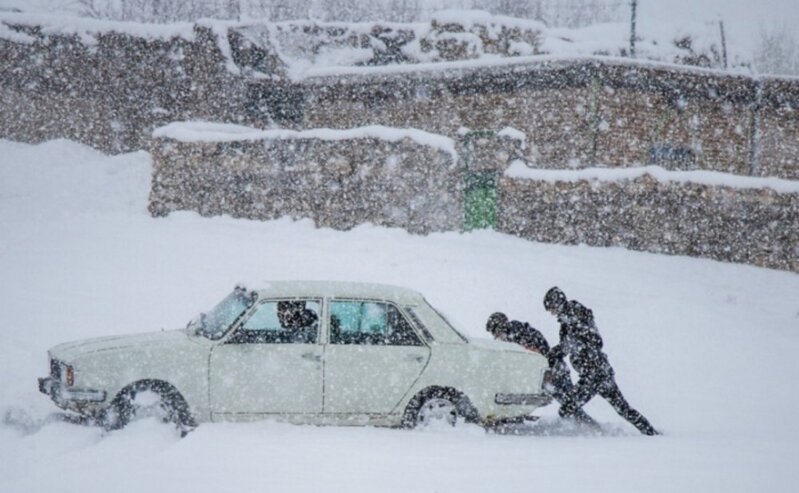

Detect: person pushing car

[543,286,660,436]
[486,312,598,428]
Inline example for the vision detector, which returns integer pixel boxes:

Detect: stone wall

[591,66,757,175]
[2,17,797,272]
[0,22,247,153]
[758,78,799,179]
[2,17,797,180]
[149,136,462,234]
[297,61,798,180]
[300,66,598,167]
[499,175,799,272]
[149,128,798,273]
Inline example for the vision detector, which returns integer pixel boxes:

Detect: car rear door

[322,299,430,415]
[209,299,324,419]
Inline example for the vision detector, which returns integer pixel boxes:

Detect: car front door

[323,300,430,415]
[209,299,324,420]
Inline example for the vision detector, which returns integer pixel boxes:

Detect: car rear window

[406,307,434,343]
[429,305,469,343]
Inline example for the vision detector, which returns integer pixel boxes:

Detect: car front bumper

[38,376,107,411]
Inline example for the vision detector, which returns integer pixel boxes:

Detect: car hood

[49,329,191,362]
[467,337,544,356]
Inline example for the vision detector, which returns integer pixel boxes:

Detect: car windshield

[191,287,255,340]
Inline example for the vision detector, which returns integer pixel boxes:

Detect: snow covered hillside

[1,138,797,492]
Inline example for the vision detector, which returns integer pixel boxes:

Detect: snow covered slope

[0,138,797,492]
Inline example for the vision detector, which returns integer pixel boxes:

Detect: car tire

[404,387,478,429]
[103,380,194,435]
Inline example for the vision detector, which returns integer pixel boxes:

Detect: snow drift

[1,138,798,492]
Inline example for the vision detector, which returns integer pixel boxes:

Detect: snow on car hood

[467,337,541,356]
[49,329,189,362]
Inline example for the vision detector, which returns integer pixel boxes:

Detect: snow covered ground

[0,138,797,492]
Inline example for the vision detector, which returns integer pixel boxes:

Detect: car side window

[228,299,320,344]
[329,300,422,346]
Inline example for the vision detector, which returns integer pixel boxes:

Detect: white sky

[638,0,799,45]
[3,1,798,30]
[1,1,796,20]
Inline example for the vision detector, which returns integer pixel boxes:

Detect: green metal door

[464,169,497,231]
[461,129,499,231]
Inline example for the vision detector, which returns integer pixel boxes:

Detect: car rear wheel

[416,396,458,427]
[103,381,193,435]
[404,387,478,429]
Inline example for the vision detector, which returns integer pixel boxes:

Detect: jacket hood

[49,329,190,362]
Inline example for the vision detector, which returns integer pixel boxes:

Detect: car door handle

[301,352,322,362]
[405,354,425,363]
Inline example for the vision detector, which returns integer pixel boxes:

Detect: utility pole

[719,20,728,69]
[229,0,241,21]
[630,0,637,58]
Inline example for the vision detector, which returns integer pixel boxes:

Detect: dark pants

[560,370,658,435]
[548,363,598,427]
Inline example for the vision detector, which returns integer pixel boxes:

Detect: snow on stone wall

[2,12,797,271]
[231,10,744,80]
[2,12,798,181]
[149,125,462,234]
[231,11,544,80]
[150,124,798,272]
[499,172,799,273]
[0,15,246,153]
[298,60,799,181]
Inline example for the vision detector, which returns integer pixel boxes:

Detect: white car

[38,282,551,431]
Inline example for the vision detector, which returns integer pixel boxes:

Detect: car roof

[254,281,426,305]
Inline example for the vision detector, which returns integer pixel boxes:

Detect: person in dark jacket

[277,301,318,343]
[543,287,659,435]
[486,312,598,427]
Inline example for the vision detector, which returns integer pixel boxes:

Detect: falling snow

[0,1,798,492]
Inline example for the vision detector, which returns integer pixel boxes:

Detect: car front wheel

[103,381,193,434]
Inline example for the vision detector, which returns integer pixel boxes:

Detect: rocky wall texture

[150,130,797,273]
[758,78,799,180]
[149,137,462,234]
[0,23,248,153]
[499,175,799,272]
[2,17,797,181]
[592,84,755,175]
[3,17,797,272]
[299,61,798,180]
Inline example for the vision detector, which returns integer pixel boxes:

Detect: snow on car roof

[254,280,425,305]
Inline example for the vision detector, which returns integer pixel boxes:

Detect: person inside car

[277,301,318,343]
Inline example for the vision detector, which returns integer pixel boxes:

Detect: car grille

[50,358,61,380]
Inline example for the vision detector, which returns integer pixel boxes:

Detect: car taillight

[65,365,74,386]
[542,369,554,392]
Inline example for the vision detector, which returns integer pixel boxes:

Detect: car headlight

[65,365,74,387]
[49,356,60,380]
